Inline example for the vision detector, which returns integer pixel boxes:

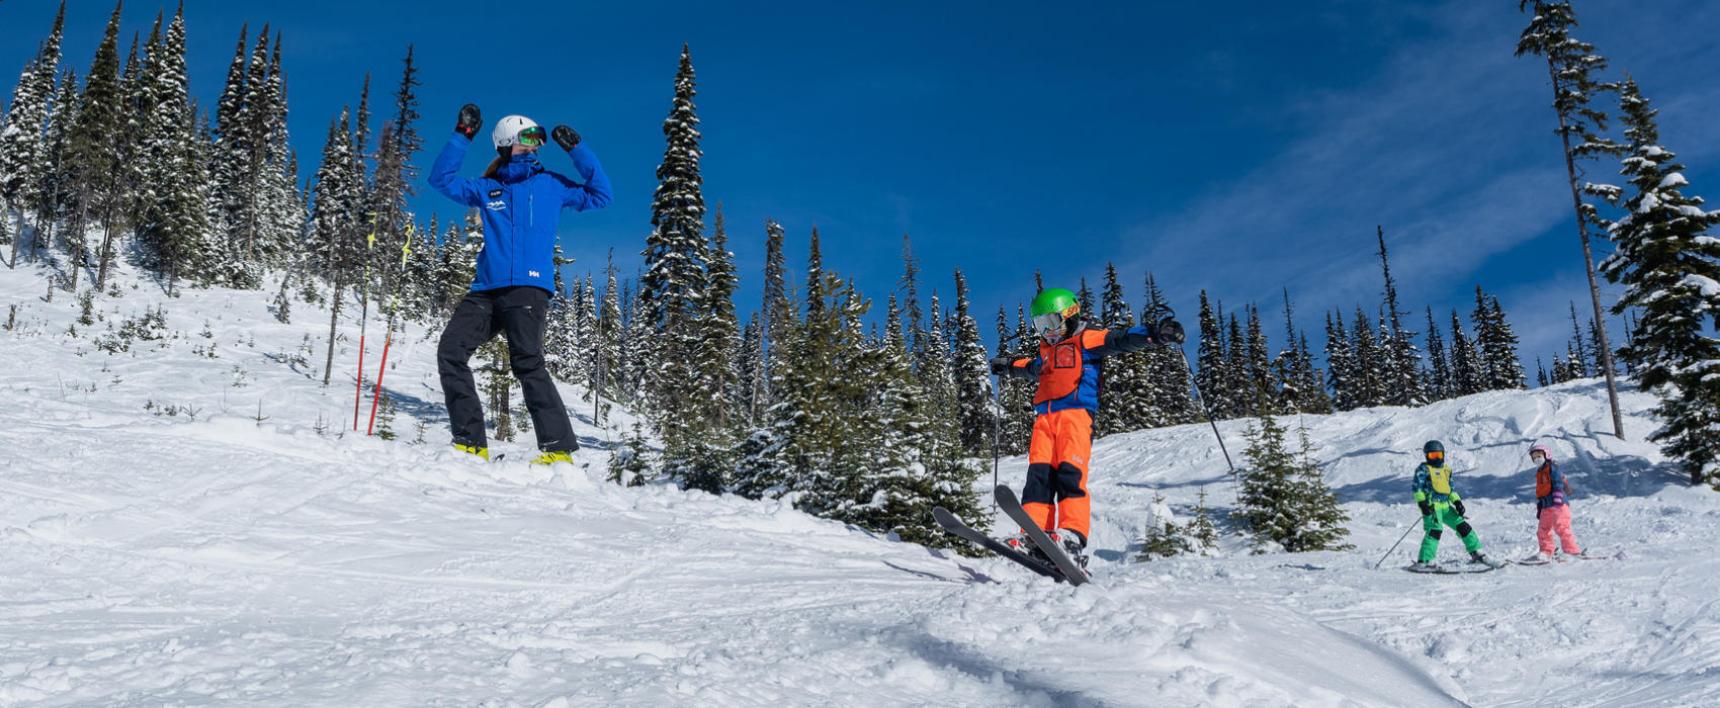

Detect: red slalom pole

[352,219,378,432]
[366,223,414,436]
[366,328,392,436]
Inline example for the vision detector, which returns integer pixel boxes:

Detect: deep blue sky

[4,1,1719,366]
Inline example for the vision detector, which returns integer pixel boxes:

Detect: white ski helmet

[492,115,542,149]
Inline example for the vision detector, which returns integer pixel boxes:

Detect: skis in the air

[932,506,1064,582]
[992,485,1090,586]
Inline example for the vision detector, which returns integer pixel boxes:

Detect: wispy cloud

[1118,1,1720,367]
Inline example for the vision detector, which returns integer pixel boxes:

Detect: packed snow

[1,263,1716,706]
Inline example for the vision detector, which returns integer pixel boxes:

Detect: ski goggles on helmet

[1032,305,1079,341]
[516,126,547,147]
[1425,451,1445,464]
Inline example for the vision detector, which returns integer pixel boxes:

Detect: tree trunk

[66,202,84,293]
[94,216,117,292]
[1545,59,1627,441]
[323,279,344,387]
[6,206,21,270]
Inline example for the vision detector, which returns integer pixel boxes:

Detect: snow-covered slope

[1,264,1715,707]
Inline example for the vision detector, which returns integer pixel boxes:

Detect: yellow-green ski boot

[530,450,575,466]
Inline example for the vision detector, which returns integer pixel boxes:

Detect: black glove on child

[455,104,483,139]
[989,355,1015,375]
[552,125,582,151]
[1453,499,1467,518]
[1418,499,1434,518]
[1154,316,1186,345]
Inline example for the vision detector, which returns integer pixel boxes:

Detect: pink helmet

[1529,443,1552,460]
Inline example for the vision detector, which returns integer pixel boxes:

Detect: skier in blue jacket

[429,104,613,464]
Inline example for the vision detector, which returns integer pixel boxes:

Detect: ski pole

[1375,522,1417,569]
[367,224,414,436]
[1179,347,1235,473]
[989,368,1002,512]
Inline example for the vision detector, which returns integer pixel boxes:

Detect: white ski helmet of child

[492,115,541,149]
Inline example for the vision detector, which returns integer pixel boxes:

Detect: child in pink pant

[1530,443,1582,557]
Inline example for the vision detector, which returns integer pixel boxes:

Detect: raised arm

[428,133,486,207]
[430,104,488,208]
[551,124,613,211]
[990,355,1040,380]
[1085,316,1186,358]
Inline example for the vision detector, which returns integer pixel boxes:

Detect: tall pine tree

[1517,0,1627,437]
[1596,78,1720,486]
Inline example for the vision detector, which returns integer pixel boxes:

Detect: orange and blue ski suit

[1000,323,1164,543]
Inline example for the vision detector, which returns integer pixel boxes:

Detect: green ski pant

[1418,501,1481,563]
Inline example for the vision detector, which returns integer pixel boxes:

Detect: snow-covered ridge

[1,264,1715,706]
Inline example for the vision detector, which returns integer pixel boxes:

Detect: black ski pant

[437,286,576,452]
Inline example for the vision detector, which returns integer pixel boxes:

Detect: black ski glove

[455,103,483,139]
[1154,316,1186,345]
[1453,499,1467,518]
[552,125,582,151]
[1417,499,1434,518]
[989,355,1015,375]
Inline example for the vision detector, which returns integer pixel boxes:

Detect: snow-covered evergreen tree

[1136,491,1192,561]
[1448,310,1482,396]
[35,68,80,262]
[365,45,422,295]
[994,304,1038,453]
[1094,263,1149,433]
[1076,277,1094,323]
[592,253,623,406]
[1142,274,1196,425]
[1244,306,1276,416]
[1517,0,1627,436]
[761,219,791,393]
[1325,311,1356,411]
[950,269,992,453]
[1349,306,1384,407]
[1223,311,1250,418]
[135,6,209,294]
[852,285,983,549]
[1596,78,1720,486]
[638,44,709,427]
[699,207,741,429]
[65,2,127,292]
[1376,227,1424,406]
[1473,286,1526,390]
[312,110,363,385]
[665,205,741,493]
[735,316,766,426]
[1560,302,1590,378]
[117,24,152,243]
[1236,413,1350,553]
[1188,486,1220,552]
[1424,307,1451,400]
[1196,292,1230,419]
[1,3,65,268]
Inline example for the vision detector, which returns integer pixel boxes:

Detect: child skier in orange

[991,287,1184,565]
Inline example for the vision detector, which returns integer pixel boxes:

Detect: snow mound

[1,264,1716,706]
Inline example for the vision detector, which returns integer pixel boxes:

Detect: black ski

[993,485,1090,586]
[1406,560,1502,574]
[932,507,1064,581]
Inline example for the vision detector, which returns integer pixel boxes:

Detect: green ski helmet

[1030,288,1081,343]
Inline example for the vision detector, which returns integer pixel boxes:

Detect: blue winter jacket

[428,133,613,293]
